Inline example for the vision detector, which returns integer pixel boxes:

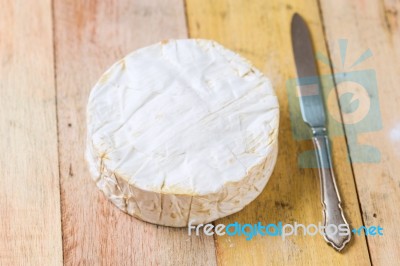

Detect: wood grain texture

[320,0,400,264]
[53,0,216,265]
[185,0,371,265]
[0,0,63,265]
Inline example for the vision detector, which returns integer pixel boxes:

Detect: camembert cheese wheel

[86,39,279,227]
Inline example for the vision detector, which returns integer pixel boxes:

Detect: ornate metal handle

[312,128,351,251]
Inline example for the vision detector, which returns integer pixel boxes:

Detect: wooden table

[1,0,399,265]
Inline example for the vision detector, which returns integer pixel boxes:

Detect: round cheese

[86,39,279,227]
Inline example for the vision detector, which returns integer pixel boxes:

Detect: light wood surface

[53,0,216,265]
[1,0,399,265]
[0,0,63,265]
[320,0,400,264]
[185,0,370,265]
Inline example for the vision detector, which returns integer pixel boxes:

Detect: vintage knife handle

[312,127,351,251]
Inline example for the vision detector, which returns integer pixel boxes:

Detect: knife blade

[291,13,351,251]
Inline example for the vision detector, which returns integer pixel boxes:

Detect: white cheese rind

[86,39,279,227]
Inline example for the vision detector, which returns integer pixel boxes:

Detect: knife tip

[291,12,302,24]
[291,13,308,36]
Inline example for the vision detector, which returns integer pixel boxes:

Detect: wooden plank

[185,0,371,264]
[53,0,217,265]
[320,0,400,264]
[0,0,63,265]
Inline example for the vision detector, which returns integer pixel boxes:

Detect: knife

[290,13,351,251]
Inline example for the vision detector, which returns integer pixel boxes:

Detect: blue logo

[286,39,382,168]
